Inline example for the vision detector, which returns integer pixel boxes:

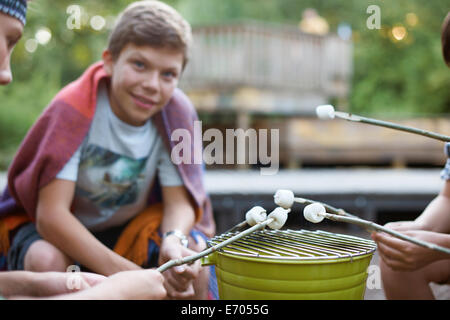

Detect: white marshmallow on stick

[303,203,326,223]
[274,189,356,218]
[316,104,336,120]
[245,206,267,226]
[301,200,450,256]
[274,190,295,209]
[267,207,290,230]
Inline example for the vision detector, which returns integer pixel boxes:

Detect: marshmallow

[274,189,295,209]
[303,203,326,223]
[267,207,290,230]
[316,105,336,120]
[245,206,267,226]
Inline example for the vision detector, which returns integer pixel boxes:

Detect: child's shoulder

[169,88,196,115]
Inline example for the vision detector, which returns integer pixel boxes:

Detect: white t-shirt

[56,81,183,231]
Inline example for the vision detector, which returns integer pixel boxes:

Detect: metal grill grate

[208,229,377,260]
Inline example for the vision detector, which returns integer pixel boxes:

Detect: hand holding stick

[157,207,290,273]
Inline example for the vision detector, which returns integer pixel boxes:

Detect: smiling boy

[104,44,182,127]
[0,0,216,300]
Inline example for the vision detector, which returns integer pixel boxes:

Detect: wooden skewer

[320,211,450,255]
[334,111,450,142]
[301,197,450,255]
[317,105,450,142]
[157,218,274,273]
[294,196,358,218]
[223,220,248,233]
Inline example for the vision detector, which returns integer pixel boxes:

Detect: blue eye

[133,61,144,69]
[162,71,176,79]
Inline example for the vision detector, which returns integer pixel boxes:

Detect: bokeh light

[24,39,38,53]
[90,15,106,31]
[391,25,407,41]
[406,13,418,27]
[35,27,52,45]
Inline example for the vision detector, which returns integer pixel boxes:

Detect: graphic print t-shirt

[56,81,183,232]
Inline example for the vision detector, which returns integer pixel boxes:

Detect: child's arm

[384,180,450,233]
[373,181,450,272]
[0,271,106,298]
[0,271,36,297]
[158,185,201,299]
[47,269,166,300]
[160,185,196,235]
[414,180,450,233]
[36,178,141,276]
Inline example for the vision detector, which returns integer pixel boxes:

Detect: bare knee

[24,240,73,272]
[379,256,436,300]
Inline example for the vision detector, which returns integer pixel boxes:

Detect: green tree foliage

[0,0,449,169]
[176,0,450,116]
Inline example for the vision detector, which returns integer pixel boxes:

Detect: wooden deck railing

[180,21,352,98]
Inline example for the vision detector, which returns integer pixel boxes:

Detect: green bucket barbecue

[202,229,376,300]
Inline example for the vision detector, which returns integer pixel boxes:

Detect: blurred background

[0,0,449,235]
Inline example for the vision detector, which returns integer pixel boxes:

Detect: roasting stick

[224,206,269,233]
[274,189,357,218]
[303,203,450,256]
[157,219,272,273]
[313,107,450,253]
[157,207,290,273]
[274,190,450,255]
[316,105,450,142]
[224,220,248,233]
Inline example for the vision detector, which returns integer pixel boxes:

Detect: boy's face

[102,43,184,127]
[0,12,24,86]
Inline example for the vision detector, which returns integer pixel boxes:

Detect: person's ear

[102,50,114,76]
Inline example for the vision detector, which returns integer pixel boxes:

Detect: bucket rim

[208,249,375,265]
[207,229,377,263]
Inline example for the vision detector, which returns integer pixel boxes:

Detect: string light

[391,25,407,41]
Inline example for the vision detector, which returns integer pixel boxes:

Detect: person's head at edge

[442,12,450,68]
[0,0,27,86]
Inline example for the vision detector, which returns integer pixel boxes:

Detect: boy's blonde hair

[107,0,192,68]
